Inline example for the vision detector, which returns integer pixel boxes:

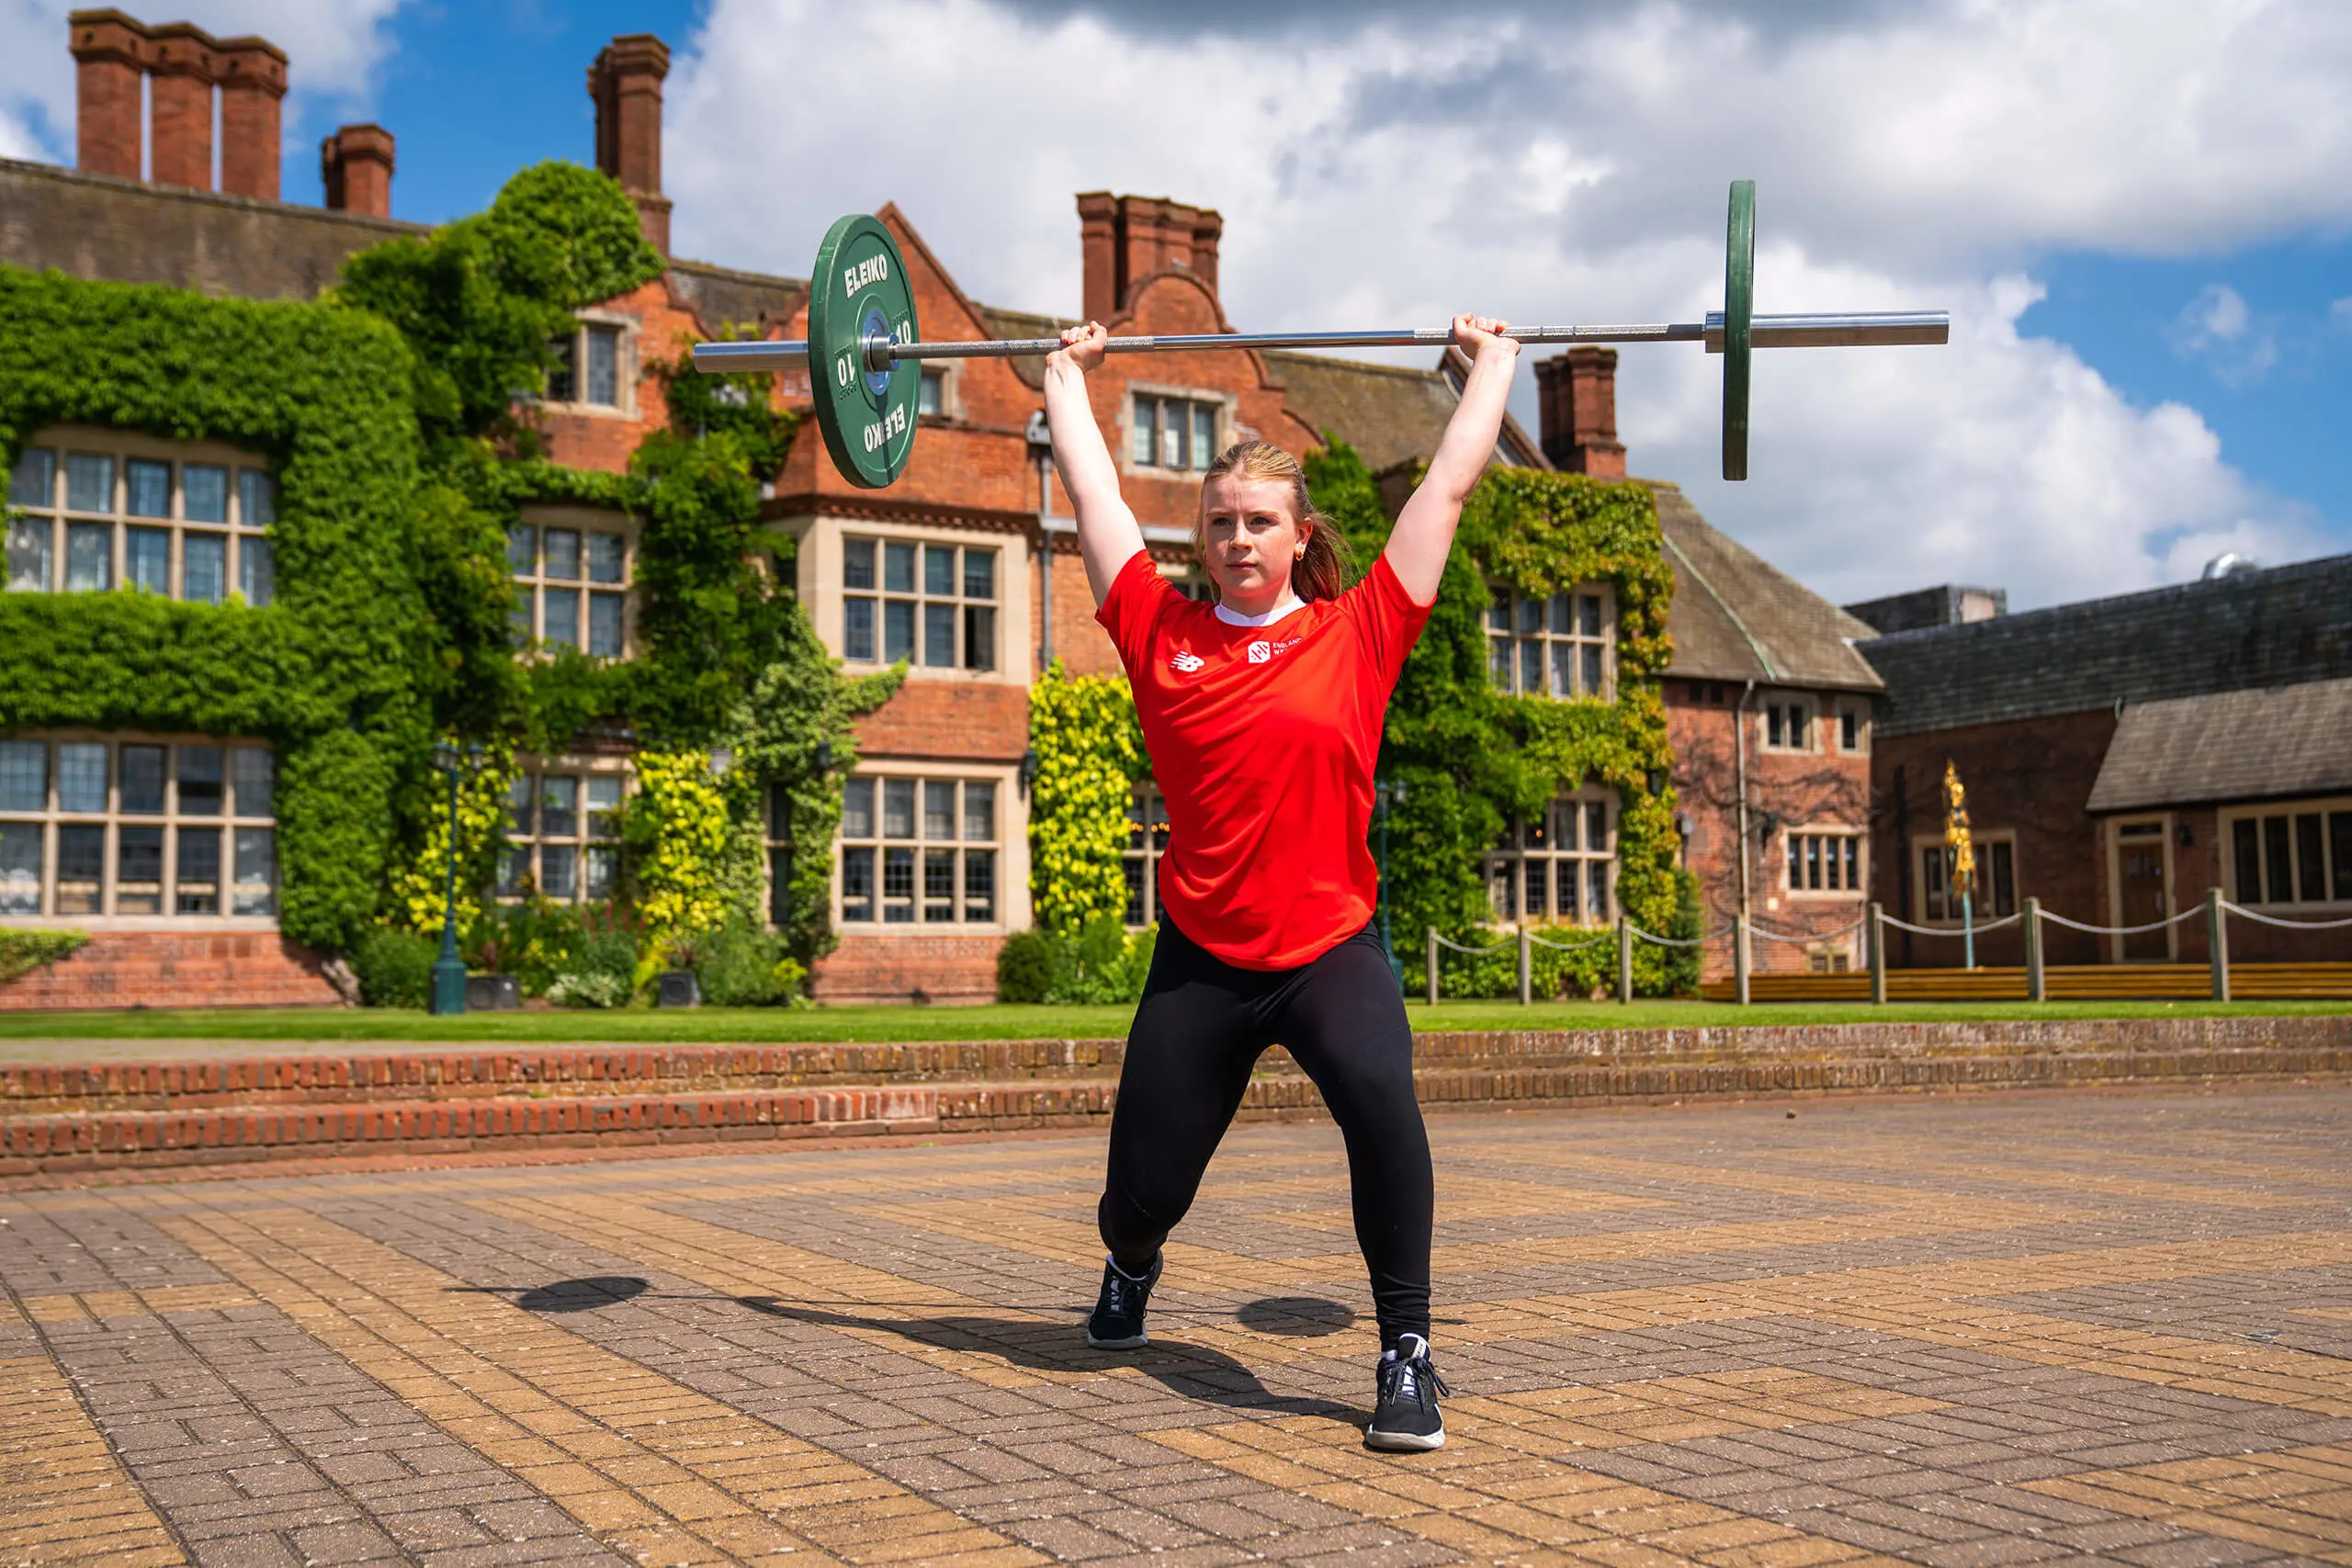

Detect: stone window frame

[507,504,638,660]
[1833,699,1871,755]
[541,310,639,418]
[835,764,1011,932]
[497,755,631,907]
[915,364,958,423]
[1485,787,1616,927]
[1122,784,1170,930]
[1913,829,2018,927]
[1485,582,1616,702]
[1759,694,1818,754]
[839,530,1001,676]
[0,730,279,931]
[1123,382,1235,476]
[6,426,277,608]
[2221,795,2352,911]
[1782,826,1867,900]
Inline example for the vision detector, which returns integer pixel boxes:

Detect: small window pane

[125,458,170,518]
[842,778,874,840]
[586,533,625,584]
[1768,706,1785,748]
[126,526,169,593]
[923,602,956,667]
[1549,592,1571,634]
[588,592,625,657]
[918,370,943,417]
[1787,834,1802,889]
[1488,637,1511,689]
[541,844,578,899]
[119,745,165,815]
[1520,638,1543,694]
[882,778,915,839]
[1192,406,1216,471]
[1517,595,1544,634]
[842,845,875,920]
[6,516,52,592]
[1582,645,1604,698]
[0,740,45,811]
[238,470,276,529]
[182,532,226,604]
[59,744,107,814]
[544,529,581,581]
[184,465,228,524]
[506,774,535,836]
[1524,860,1547,919]
[0,823,40,914]
[543,591,581,649]
[883,541,916,593]
[965,847,996,920]
[1590,860,1611,919]
[65,453,113,513]
[1163,410,1183,469]
[1487,860,1515,923]
[964,549,996,601]
[177,745,224,816]
[56,824,104,913]
[1587,802,1608,854]
[2295,814,2325,904]
[584,326,620,407]
[963,604,996,671]
[586,775,623,839]
[1551,642,1573,698]
[239,535,274,606]
[843,597,876,661]
[883,846,915,922]
[965,781,996,841]
[1842,709,1860,750]
[924,544,956,596]
[232,827,277,914]
[585,845,617,901]
[65,523,111,591]
[923,780,956,840]
[496,846,530,898]
[507,525,537,576]
[175,826,220,914]
[1579,594,1602,637]
[923,847,956,921]
[116,824,163,913]
[2264,817,2292,906]
[2233,817,2261,902]
[883,599,915,663]
[2332,813,2352,902]
[1487,596,1510,633]
[768,845,792,926]
[233,749,275,817]
[548,334,577,402]
[842,538,876,590]
[7,448,54,507]
[1988,840,2013,916]
[1132,399,1156,466]
[540,775,578,838]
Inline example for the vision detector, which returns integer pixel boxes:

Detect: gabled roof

[1653,486,1884,693]
[1866,553,2352,738]
[2086,675,2352,811]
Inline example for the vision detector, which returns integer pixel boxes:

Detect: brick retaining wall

[1,1015,2345,1175]
[0,931,342,1011]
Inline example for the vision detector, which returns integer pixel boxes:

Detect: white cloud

[0,0,406,166]
[2167,283,2279,387]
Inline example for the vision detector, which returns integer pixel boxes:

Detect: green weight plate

[1722,179,1755,482]
[807,214,922,489]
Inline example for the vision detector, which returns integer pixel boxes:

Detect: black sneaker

[1365,1333,1451,1451]
[1085,1253,1162,1349]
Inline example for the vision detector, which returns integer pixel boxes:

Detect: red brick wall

[0,932,342,1011]
[811,933,1000,1005]
[852,680,1029,761]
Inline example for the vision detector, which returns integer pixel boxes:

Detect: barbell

[690,181,1948,489]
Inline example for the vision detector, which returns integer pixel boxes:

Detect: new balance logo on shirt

[1170,651,1205,673]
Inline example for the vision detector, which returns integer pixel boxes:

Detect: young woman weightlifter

[1043,311,1519,1451]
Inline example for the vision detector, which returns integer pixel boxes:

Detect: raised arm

[1043,322,1148,605]
[1385,314,1520,605]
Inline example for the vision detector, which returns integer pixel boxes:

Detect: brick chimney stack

[145,21,217,189]
[69,9,152,180]
[321,124,395,219]
[216,36,288,199]
[589,34,672,253]
[1534,347,1627,479]
[1077,192,1224,324]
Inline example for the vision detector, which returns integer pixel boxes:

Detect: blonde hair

[1195,441,1357,603]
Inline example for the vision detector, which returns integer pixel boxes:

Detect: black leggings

[1097,918,1433,1348]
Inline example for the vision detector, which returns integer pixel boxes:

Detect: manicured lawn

[0,996,2344,1047]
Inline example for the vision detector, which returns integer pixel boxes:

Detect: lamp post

[427,741,482,1016]
[1375,776,1408,992]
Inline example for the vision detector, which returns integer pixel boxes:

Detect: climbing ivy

[1027,662,1148,935]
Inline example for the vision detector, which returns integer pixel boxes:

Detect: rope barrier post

[2208,887,2230,1002]
[1426,927,1440,1008]
[1616,914,1633,1004]
[1734,914,1751,1006]
[1868,902,1887,1006]
[2025,897,2046,1002]
[1517,925,1532,1007]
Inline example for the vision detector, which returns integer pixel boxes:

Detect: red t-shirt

[1095,549,1431,970]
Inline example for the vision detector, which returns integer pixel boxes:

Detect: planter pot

[465,974,521,1012]
[657,970,702,1009]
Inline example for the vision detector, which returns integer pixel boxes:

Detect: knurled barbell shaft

[689,310,1949,376]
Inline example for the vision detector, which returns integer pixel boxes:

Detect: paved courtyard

[3,1085,2350,1568]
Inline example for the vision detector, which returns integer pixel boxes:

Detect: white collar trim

[1214,594,1306,628]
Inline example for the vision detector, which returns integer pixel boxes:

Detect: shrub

[695,919,800,1007]
[461,898,589,996]
[997,919,1157,1006]
[996,927,1060,1003]
[0,931,89,987]
[351,927,437,1009]
[548,970,629,1009]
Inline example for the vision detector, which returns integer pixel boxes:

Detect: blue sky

[4,0,2346,609]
